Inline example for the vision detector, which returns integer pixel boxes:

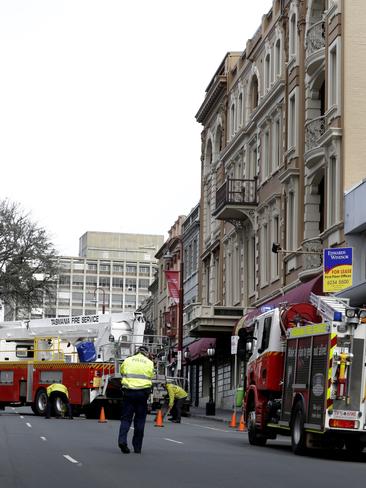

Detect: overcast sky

[0,0,273,256]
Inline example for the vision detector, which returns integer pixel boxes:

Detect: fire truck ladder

[310,292,350,323]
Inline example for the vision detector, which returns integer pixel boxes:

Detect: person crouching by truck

[164,382,188,423]
[45,383,73,419]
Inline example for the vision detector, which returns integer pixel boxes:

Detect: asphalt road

[2,407,366,488]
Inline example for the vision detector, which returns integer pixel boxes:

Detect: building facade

[185,0,366,410]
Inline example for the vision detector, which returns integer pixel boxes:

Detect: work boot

[119,444,130,454]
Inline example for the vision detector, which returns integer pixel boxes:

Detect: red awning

[242,274,323,325]
[184,338,216,361]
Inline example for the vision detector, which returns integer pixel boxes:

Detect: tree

[0,199,59,319]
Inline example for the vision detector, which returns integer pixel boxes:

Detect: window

[87,262,97,272]
[113,264,123,273]
[250,75,259,111]
[275,39,281,77]
[248,236,256,295]
[126,265,137,275]
[100,263,110,273]
[112,277,124,289]
[139,266,150,275]
[272,117,281,170]
[263,129,270,180]
[59,275,70,286]
[287,191,296,249]
[260,223,269,285]
[329,43,338,107]
[99,277,110,287]
[238,93,243,127]
[139,279,150,289]
[328,157,338,226]
[72,275,84,287]
[288,92,296,148]
[265,54,271,91]
[259,317,272,353]
[290,13,297,58]
[233,245,240,304]
[271,215,279,280]
[86,275,97,287]
[230,103,235,136]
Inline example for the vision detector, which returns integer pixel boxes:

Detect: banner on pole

[165,270,180,304]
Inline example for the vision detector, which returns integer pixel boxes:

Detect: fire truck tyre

[247,408,267,446]
[291,402,307,455]
[53,394,68,417]
[32,389,48,416]
[345,437,364,456]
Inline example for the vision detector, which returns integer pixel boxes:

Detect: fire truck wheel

[32,389,48,416]
[291,402,307,455]
[247,408,267,446]
[52,394,67,417]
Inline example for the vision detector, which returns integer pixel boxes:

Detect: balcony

[298,237,323,282]
[185,303,244,337]
[305,20,325,76]
[213,178,257,222]
[304,115,326,166]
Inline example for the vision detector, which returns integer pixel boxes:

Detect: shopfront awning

[235,274,323,332]
[184,338,216,362]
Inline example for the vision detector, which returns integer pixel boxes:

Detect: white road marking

[20,416,24,419]
[185,422,232,433]
[40,436,47,441]
[164,438,183,444]
[26,423,32,428]
[63,455,79,464]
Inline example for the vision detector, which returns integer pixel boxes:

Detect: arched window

[205,139,213,167]
[230,103,236,136]
[265,54,271,91]
[238,93,243,127]
[250,75,259,111]
[290,13,297,57]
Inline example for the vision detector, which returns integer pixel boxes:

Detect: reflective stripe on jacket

[120,353,154,390]
[165,384,188,408]
[46,383,69,398]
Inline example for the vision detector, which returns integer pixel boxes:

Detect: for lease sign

[323,247,353,292]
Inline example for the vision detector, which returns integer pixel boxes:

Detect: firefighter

[118,345,154,454]
[45,383,73,419]
[164,382,188,423]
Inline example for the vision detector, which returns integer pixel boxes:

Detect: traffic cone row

[154,409,164,427]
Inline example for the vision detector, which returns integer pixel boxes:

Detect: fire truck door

[26,364,34,402]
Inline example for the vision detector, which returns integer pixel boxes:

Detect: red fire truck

[0,312,169,418]
[242,293,366,455]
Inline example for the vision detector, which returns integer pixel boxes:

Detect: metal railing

[306,20,325,58]
[215,178,257,212]
[305,115,326,153]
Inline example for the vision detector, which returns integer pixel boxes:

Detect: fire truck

[0,312,170,419]
[242,293,366,455]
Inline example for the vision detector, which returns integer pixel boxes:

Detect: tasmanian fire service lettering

[50,315,100,326]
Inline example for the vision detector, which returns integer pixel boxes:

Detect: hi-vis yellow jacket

[46,383,69,398]
[165,384,188,408]
[120,353,154,390]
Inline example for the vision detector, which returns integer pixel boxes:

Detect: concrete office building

[42,232,164,318]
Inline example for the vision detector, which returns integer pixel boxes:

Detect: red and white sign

[165,270,180,304]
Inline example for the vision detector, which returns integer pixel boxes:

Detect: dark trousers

[118,388,150,451]
[170,397,186,422]
[46,392,72,419]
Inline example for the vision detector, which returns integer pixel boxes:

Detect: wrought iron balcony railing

[305,115,326,153]
[305,20,325,58]
[215,178,257,216]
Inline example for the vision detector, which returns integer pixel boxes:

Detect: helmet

[137,346,149,355]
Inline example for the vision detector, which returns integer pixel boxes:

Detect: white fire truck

[242,293,366,455]
[0,312,170,418]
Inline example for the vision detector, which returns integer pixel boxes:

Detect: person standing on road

[164,382,188,423]
[45,383,73,419]
[118,345,154,454]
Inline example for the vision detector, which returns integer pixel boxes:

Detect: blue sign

[260,305,273,313]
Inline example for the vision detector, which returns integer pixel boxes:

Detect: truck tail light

[329,419,357,429]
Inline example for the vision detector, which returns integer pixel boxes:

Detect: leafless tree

[0,199,59,319]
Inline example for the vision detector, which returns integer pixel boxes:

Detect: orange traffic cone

[238,414,246,432]
[229,411,237,428]
[98,406,107,423]
[154,409,164,427]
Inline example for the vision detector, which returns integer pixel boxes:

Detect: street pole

[177,243,184,377]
